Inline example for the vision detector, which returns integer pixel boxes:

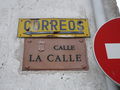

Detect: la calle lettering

[29,45,81,62]
[29,54,81,62]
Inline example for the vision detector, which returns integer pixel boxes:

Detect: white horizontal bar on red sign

[105,43,120,59]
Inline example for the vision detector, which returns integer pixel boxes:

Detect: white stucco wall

[0,0,119,90]
[103,0,119,20]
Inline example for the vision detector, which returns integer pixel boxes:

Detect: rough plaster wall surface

[0,0,111,90]
[103,0,120,20]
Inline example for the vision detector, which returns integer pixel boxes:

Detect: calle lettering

[54,45,75,50]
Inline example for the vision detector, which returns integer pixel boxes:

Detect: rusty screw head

[25,66,30,70]
[79,39,84,43]
[27,40,32,43]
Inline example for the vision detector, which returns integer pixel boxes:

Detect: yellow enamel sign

[18,18,90,37]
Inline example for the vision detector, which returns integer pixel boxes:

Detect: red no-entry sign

[94,18,120,85]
